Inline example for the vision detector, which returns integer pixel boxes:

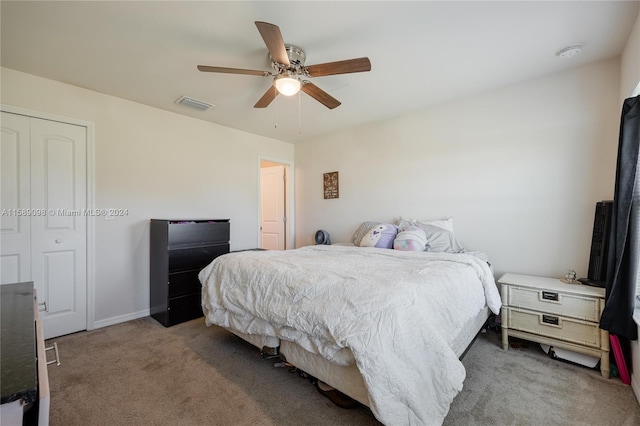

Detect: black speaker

[584,200,613,286]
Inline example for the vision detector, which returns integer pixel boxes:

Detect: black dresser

[150,219,230,327]
[0,282,50,425]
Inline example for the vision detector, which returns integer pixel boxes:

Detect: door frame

[258,155,294,250]
[2,103,96,331]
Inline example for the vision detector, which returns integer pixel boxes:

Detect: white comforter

[199,245,501,425]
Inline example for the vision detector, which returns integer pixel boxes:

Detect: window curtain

[600,95,640,341]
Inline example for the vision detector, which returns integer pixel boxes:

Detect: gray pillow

[419,224,465,253]
[396,217,465,253]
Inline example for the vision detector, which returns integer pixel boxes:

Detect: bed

[198,239,501,425]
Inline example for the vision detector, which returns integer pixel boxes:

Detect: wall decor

[323,171,339,199]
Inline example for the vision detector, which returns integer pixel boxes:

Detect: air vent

[175,96,215,111]
[556,44,583,59]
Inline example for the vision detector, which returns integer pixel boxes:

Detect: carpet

[45,317,640,425]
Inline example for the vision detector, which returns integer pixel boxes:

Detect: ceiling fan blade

[197,65,270,76]
[301,82,341,109]
[255,21,290,66]
[305,57,371,77]
[254,86,279,108]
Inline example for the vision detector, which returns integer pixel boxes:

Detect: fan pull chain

[274,87,278,129]
[298,90,302,134]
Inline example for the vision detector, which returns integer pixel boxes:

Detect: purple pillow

[359,223,398,249]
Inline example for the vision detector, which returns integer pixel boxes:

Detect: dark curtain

[600,95,640,341]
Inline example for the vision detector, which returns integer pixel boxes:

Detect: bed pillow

[359,223,398,249]
[397,216,454,233]
[419,223,465,253]
[393,226,427,251]
[396,217,464,253]
[352,221,382,246]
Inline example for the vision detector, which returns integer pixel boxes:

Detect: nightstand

[498,273,610,378]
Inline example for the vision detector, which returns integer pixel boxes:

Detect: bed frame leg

[261,346,280,358]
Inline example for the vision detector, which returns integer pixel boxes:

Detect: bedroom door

[1,111,88,339]
[260,163,287,250]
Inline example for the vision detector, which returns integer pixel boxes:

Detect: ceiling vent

[175,95,215,111]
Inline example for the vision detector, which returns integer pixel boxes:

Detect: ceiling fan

[197,21,371,109]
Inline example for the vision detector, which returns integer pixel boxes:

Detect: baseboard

[93,309,150,329]
[633,373,640,406]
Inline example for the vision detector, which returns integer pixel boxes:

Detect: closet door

[0,112,88,339]
[30,118,87,339]
[0,113,31,284]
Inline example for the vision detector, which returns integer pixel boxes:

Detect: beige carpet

[46,317,640,425]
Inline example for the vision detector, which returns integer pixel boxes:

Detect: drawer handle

[45,342,61,366]
[541,291,559,301]
[542,315,559,326]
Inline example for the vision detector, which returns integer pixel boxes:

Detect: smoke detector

[556,44,583,59]
[175,95,215,111]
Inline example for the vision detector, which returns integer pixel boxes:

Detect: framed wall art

[323,171,339,199]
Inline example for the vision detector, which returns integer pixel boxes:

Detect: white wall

[295,58,620,279]
[621,10,640,101]
[1,67,294,327]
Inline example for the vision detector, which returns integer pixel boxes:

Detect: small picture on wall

[323,171,339,199]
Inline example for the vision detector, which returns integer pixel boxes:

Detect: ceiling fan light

[274,75,301,96]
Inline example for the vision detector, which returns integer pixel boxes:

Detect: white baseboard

[93,309,150,329]
[633,374,640,406]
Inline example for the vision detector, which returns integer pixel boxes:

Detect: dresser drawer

[168,244,229,272]
[168,270,201,298]
[167,293,203,324]
[505,285,601,322]
[506,307,601,348]
[168,221,229,247]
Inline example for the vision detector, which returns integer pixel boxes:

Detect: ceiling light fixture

[556,44,583,59]
[274,73,301,96]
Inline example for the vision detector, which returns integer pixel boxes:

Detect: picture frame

[323,171,339,199]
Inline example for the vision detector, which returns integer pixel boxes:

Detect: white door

[1,113,31,284]
[260,165,286,250]
[1,112,88,339]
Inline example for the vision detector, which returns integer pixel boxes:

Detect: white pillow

[397,216,453,232]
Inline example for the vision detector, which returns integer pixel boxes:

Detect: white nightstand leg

[600,329,610,378]
[501,309,508,350]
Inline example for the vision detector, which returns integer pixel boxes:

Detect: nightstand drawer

[506,285,601,322]
[506,307,601,348]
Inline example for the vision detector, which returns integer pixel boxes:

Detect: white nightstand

[498,273,610,378]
